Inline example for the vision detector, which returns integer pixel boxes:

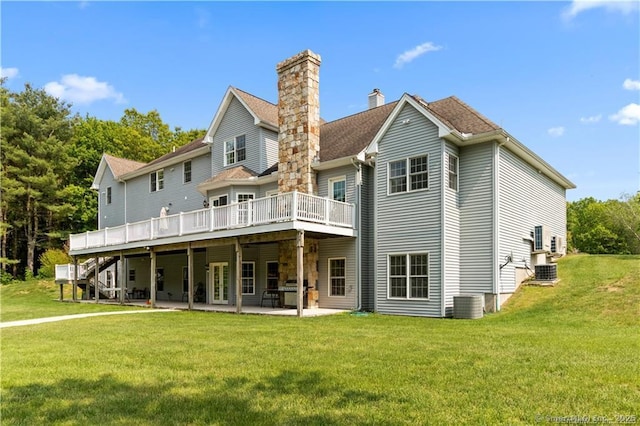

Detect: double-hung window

[329,177,346,202]
[106,187,112,204]
[447,153,458,191]
[150,170,164,192]
[242,262,255,295]
[329,258,346,297]
[183,160,192,183]
[388,155,428,194]
[224,135,246,165]
[388,253,429,299]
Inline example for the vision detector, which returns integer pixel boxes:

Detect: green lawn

[1,255,638,425]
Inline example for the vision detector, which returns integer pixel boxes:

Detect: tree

[1,82,76,277]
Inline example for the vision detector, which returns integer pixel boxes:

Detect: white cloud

[562,0,639,20]
[580,114,602,124]
[609,103,640,125]
[44,74,126,105]
[623,78,640,91]
[1,67,19,80]
[394,42,442,69]
[547,126,565,137]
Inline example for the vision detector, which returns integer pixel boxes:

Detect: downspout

[351,157,362,311]
[493,140,505,312]
[440,142,446,317]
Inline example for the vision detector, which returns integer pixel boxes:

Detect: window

[329,177,346,202]
[128,269,136,282]
[237,193,254,203]
[224,135,246,165]
[242,262,255,295]
[237,193,254,224]
[106,270,113,288]
[183,160,192,183]
[182,267,189,292]
[266,261,278,290]
[106,187,112,204]
[448,153,458,191]
[150,170,164,192]
[388,155,428,194]
[156,268,164,292]
[329,258,346,297]
[211,195,228,207]
[387,253,429,299]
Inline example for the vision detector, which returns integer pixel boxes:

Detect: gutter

[350,156,363,311]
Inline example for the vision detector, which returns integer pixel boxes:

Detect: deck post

[94,256,100,303]
[119,252,125,304]
[72,256,78,302]
[59,283,64,301]
[187,244,194,310]
[235,238,242,314]
[150,249,157,308]
[297,229,304,318]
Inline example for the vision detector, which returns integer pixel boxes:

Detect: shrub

[37,249,71,278]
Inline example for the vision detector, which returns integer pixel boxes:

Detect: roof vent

[368,88,385,109]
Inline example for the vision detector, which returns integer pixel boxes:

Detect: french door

[208,262,229,304]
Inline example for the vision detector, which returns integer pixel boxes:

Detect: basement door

[208,262,229,304]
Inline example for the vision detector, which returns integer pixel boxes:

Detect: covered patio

[77,299,349,317]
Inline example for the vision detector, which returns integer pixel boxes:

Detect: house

[58,50,575,317]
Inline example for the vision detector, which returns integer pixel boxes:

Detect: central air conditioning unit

[453,294,484,319]
[535,264,557,281]
[534,225,552,252]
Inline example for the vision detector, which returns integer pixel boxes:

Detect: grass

[0,280,143,322]
[1,255,639,425]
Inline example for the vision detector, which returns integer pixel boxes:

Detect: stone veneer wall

[275,50,322,306]
[276,49,321,195]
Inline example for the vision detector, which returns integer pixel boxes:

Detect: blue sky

[2,1,639,202]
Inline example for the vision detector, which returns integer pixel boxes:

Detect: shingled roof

[104,154,146,178]
[147,137,206,168]
[418,95,500,135]
[200,165,258,185]
[233,87,278,128]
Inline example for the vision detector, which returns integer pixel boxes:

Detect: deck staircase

[56,256,119,299]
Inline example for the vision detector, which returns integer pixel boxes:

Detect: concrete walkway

[0,309,175,329]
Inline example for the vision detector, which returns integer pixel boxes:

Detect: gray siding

[443,143,460,316]
[498,147,567,293]
[459,143,495,295]
[317,165,357,203]
[262,129,279,172]
[212,97,262,175]
[374,104,443,317]
[318,237,357,310]
[125,152,211,224]
[100,167,125,228]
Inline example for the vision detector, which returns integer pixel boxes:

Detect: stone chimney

[368,88,385,109]
[276,50,321,195]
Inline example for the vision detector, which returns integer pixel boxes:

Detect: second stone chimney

[276,50,321,195]
[368,88,385,109]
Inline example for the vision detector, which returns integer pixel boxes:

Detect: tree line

[1,80,639,281]
[1,80,204,280]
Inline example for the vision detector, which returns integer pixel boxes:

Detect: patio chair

[260,288,279,308]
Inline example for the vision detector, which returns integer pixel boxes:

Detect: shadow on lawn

[2,370,385,425]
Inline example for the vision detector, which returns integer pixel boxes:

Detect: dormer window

[224,135,246,166]
[150,170,164,192]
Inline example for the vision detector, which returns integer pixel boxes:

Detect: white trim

[328,176,347,202]
[386,252,430,301]
[365,94,453,156]
[149,169,164,193]
[440,143,446,317]
[183,160,192,184]
[328,257,347,298]
[210,194,229,207]
[119,146,209,181]
[265,189,278,197]
[224,134,247,166]
[447,153,459,192]
[386,154,429,196]
[493,142,501,311]
[241,261,255,295]
[236,192,255,203]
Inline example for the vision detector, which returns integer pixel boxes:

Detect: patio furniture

[260,289,279,308]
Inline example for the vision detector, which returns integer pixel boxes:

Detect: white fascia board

[196,173,277,195]
[447,130,576,190]
[365,94,453,156]
[119,146,210,181]
[203,86,234,144]
[312,156,360,171]
[91,154,110,190]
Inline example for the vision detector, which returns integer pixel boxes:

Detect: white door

[208,262,229,304]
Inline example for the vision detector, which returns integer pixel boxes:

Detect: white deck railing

[69,191,355,251]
